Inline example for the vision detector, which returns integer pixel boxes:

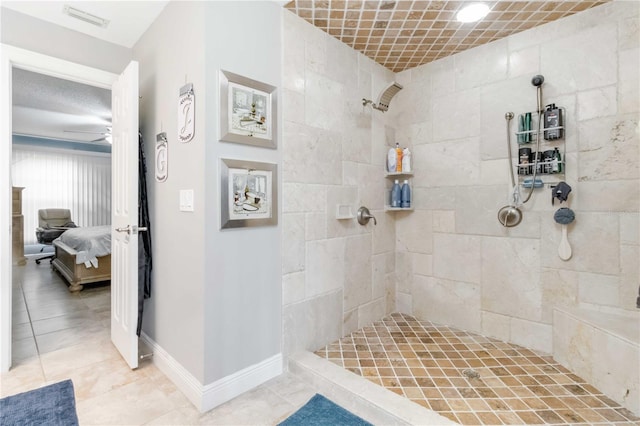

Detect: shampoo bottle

[402,148,411,173]
[395,143,403,172]
[553,147,562,173]
[401,180,411,208]
[544,104,564,140]
[391,180,401,208]
[387,147,397,172]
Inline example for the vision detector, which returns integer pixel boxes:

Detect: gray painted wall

[0,7,131,74]
[202,1,282,384]
[134,1,282,386]
[133,1,207,383]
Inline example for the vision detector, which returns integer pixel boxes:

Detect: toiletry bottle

[387,147,397,172]
[518,147,531,175]
[552,147,562,173]
[524,112,532,143]
[401,180,411,208]
[391,179,401,208]
[544,104,563,140]
[534,152,542,174]
[395,143,403,172]
[402,148,411,173]
[518,114,525,144]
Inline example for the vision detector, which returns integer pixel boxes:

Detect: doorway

[1,45,118,372]
[10,67,113,368]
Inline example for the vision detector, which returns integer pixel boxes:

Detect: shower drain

[462,368,481,379]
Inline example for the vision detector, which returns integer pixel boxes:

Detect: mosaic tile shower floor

[315,313,639,425]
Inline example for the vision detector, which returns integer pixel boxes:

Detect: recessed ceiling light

[456,3,490,23]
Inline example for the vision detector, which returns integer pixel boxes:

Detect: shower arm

[362,98,387,112]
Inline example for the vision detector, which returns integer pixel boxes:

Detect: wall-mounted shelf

[386,171,414,177]
[384,206,414,212]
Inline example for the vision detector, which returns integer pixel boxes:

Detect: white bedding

[56,225,111,267]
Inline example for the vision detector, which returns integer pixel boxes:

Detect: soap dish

[522,178,544,188]
[335,205,355,220]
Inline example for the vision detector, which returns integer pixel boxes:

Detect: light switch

[179,189,194,212]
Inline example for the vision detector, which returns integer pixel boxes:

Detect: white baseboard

[140,332,282,413]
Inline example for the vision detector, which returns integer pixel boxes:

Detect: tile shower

[281,0,639,422]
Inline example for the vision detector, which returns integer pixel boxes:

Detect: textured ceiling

[284,0,610,72]
[12,68,111,143]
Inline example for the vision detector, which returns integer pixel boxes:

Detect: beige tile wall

[281,11,398,356]
[391,1,639,354]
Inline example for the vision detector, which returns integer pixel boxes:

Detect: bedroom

[10,68,114,359]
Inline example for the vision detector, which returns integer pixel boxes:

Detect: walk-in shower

[498,75,545,227]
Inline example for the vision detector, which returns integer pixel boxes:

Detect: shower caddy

[513,107,566,188]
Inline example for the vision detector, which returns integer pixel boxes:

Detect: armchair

[35,209,76,264]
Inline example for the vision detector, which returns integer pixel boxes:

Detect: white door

[111,61,139,369]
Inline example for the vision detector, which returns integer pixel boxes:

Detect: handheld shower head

[531,75,545,113]
[531,75,544,87]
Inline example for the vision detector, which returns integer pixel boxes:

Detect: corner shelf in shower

[513,109,567,188]
[385,171,414,212]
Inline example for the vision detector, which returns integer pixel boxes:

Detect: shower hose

[506,110,543,205]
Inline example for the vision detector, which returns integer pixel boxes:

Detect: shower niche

[384,171,413,211]
[513,106,566,188]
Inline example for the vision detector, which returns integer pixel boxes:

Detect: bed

[51,225,111,292]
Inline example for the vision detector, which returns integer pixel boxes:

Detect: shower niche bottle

[391,180,402,208]
[395,142,403,172]
[401,180,411,208]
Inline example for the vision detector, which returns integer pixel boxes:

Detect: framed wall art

[155,132,168,182]
[220,158,278,229]
[219,70,277,149]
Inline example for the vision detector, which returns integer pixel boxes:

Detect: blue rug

[0,379,79,426]
[279,394,373,426]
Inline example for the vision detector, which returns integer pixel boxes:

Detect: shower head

[363,82,403,112]
[532,75,545,113]
[376,82,403,111]
[531,75,544,87]
[505,112,514,120]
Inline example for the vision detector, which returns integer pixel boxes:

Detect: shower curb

[553,307,640,416]
[288,351,456,425]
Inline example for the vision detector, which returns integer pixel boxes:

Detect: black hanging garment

[137,133,153,336]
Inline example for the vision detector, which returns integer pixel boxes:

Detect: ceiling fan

[63,126,112,143]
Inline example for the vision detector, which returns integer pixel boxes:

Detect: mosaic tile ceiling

[284,1,610,72]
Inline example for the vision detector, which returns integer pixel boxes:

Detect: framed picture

[220,158,278,229]
[219,70,277,149]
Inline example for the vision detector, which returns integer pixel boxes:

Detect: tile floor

[2,261,316,425]
[315,313,640,426]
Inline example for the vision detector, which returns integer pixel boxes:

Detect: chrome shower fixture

[362,82,403,112]
[531,75,544,87]
[531,74,544,113]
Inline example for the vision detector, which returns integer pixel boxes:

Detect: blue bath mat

[279,394,372,426]
[0,379,79,426]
